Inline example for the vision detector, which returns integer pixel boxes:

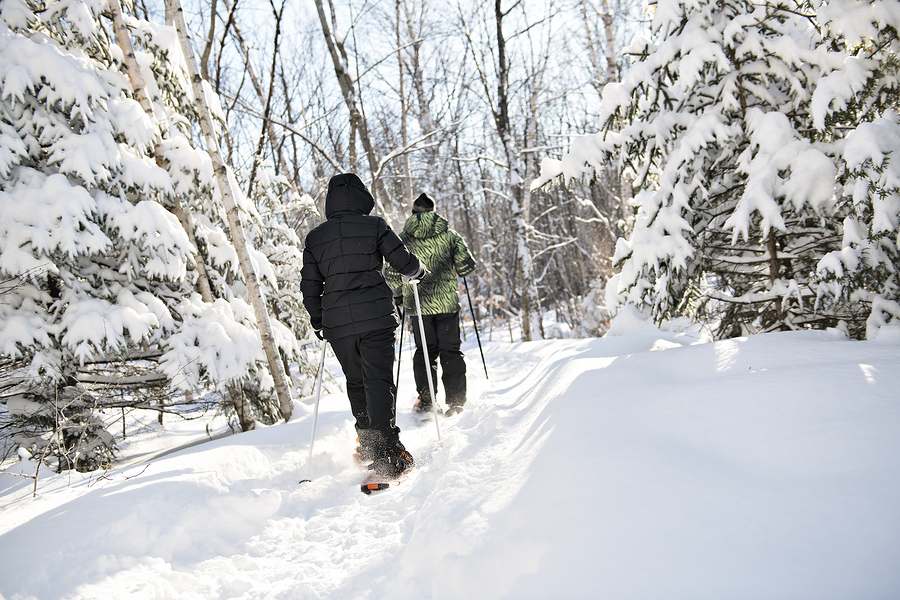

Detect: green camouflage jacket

[385,211,476,316]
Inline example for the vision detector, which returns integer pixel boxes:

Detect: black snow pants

[329,327,400,440]
[411,311,467,407]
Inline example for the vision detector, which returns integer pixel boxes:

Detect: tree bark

[167,0,294,421]
[767,232,785,328]
[199,0,218,80]
[600,0,618,85]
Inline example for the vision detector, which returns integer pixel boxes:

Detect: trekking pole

[307,339,328,464]
[463,277,489,379]
[411,281,441,441]
[395,308,405,391]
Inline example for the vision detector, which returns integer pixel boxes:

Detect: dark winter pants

[411,311,467,407]
[329,327,399,440]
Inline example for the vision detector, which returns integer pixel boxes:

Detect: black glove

[313,328,324,341]
[393,295,403,313]
[403,265,429,284]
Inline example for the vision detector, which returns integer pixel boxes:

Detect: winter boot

[354,428,378,464]
[444,392,465,416]
[371,442,415,479]
[412,393,432,414]
[369,432,415,479]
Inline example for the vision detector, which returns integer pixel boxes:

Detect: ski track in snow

[1,331,900,599]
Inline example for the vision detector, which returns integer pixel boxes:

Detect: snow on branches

[535,0,900,340]
[0,0,305,467]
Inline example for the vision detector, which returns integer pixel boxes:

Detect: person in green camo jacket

[385,193,477,415]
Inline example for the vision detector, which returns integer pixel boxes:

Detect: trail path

[1,329,899,599]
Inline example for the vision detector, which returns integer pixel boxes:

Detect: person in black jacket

[300,173,424,478]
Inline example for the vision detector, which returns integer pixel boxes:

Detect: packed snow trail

[1,327,900,599]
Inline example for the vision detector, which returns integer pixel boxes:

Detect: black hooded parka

[300,174,421,340]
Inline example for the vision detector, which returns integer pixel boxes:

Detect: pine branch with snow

[534,0,900,339]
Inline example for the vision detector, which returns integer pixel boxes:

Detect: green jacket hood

[403,211,449,240]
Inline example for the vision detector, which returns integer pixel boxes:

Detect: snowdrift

[1,329,899,599]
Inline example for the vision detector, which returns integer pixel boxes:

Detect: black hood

[325,173,375,218]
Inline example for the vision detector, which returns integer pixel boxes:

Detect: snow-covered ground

[1,325,899,599]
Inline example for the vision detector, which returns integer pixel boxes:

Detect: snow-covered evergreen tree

[120,5,304,428]
[812,2,900,339]
[0,0,308,464]
[0,0,195,468]
[535,0,899,339]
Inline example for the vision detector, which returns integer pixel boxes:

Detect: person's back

[301,173,422,478]
[301,174,419,340]
[385,193,476,412]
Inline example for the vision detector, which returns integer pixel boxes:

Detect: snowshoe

[444,405,463,417]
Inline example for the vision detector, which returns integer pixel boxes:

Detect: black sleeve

[300,245,324,329]
[377,219,421,278]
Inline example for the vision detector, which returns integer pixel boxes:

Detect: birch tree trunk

[493,0,537,341]
[600,0,618,85]
[166,0,294,421]
[109,0,255,430]
[107,0,214,304]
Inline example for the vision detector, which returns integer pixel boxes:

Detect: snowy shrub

[535,0,899,340]
[6,384,116,472]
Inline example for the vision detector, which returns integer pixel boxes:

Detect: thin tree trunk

[493,0,537,341]
[402,0,439,177]
[600,0,618,85]
[107,0,214,303]
[199,0,219,80]
[312,0,390,211]
[246,0,285,198]
[167,0,294,421]
[223,0,302,196]
[395,0,412,203]
[228,385,254,431]
[767,232,784,328]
